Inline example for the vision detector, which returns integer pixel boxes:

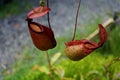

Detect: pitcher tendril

[72,0,81,41]
[47,0,52,29]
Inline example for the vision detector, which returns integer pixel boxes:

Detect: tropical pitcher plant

[26,0,107,60]
[26,1,56,51]
[64,0,107,61]
[26,0,107,78]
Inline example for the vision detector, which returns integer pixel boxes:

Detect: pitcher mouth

[28,22,44,33]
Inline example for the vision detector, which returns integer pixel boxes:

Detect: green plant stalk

[104,57,120,80]
[46,51,54,80]
[46,0,54,79]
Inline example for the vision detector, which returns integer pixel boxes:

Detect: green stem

[105,57,120,80]
[46,51,54,80]
[72,0,81,41]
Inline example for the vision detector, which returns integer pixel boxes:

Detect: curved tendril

[72,0,81,41]
[46,0,52,29]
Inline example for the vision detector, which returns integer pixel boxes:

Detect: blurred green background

[0,0,31,18]
[0,0,120,80]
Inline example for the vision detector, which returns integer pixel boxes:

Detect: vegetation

[2,23,120,80]
[1,0,120,80]
[0,0,31,18]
